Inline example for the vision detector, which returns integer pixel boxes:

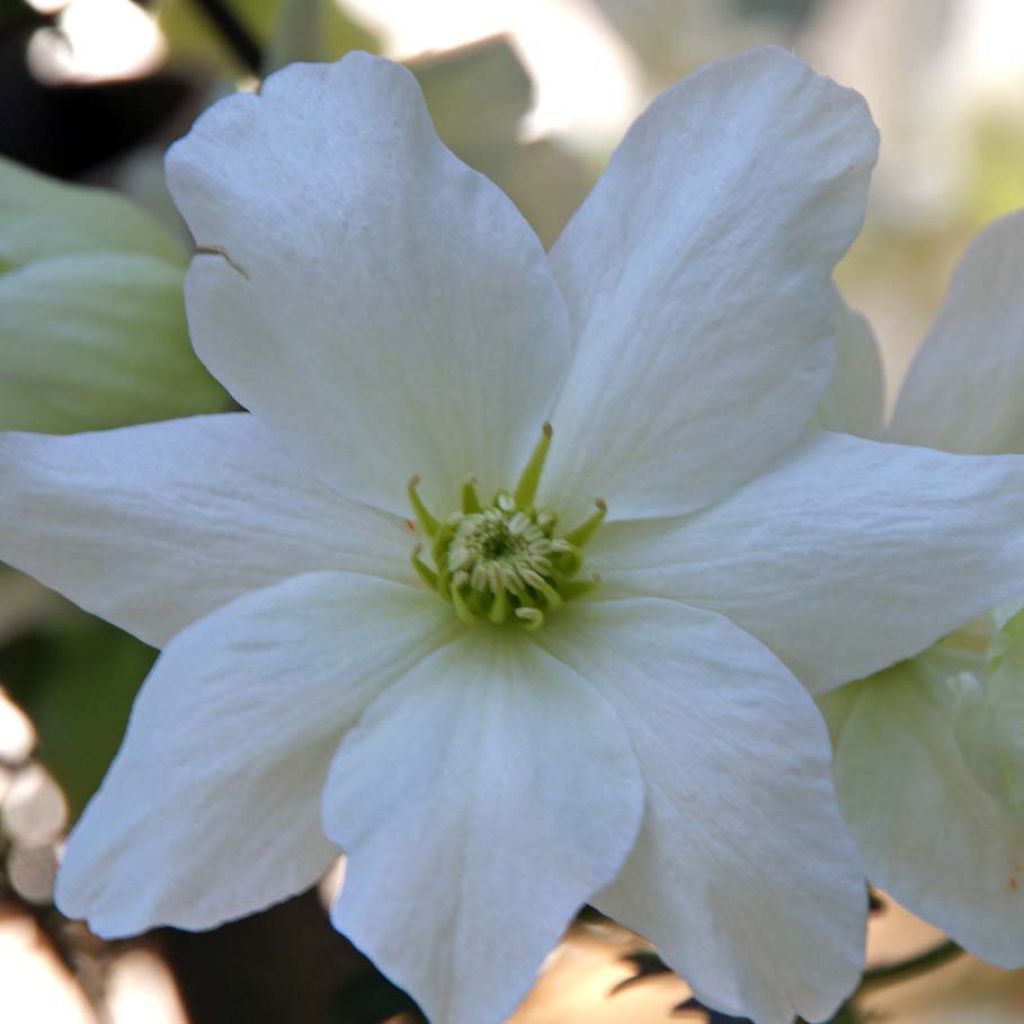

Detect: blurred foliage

[157,0,378,76]
[264,0,377,71]
[413,37,589,248]
[0,615,154,818]
[327,969,426,1024]
[0,154,184,268]
[413,38,531,155]
[0,157,226,432]
[970,117,1024,228]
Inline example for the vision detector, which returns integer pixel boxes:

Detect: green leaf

[0,251,225,432]
[411,37,589,247]
[265,0,378,71]
[817,296,886,438]
[0,157,227,432]
[0,155,185,270]
[158,0,378,76]
[412,36,532,155]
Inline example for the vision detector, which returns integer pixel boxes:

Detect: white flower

[2,47,1024,1024]
[822,209,1024,968]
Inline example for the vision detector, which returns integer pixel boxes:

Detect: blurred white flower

[823,210,1024,967]
[3,48,1024,1024]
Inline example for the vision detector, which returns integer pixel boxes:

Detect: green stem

[806,941,965,1024]
[190,0,263,74]
[859,939,963,989]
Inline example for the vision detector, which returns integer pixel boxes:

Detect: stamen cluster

[408,424,605,630]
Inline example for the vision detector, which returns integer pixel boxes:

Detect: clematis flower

[3,47,1024,1024]
[821,209,1024,968]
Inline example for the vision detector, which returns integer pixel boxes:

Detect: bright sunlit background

[2,0,1024,1021]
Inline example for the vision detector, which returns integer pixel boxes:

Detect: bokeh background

[2,0,1024,1020]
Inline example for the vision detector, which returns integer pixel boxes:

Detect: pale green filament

[408,423,604,630]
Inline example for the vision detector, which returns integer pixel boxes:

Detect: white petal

[816,293,886,438]
[888,209,1024,454]
[541,46,878,522]
[56,572,452,937]
[538,599,866,1024]
[166,54,571,516]
[0,414,409,647]
[323,628,643,1024]
[592,430,1024,693]
[822,659,1024,967]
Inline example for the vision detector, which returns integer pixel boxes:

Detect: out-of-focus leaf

[413,36,532,154]
[0,617,154,818]
[970,118,1024,227]
[412,36,589,247]
[817,295,886,439]
[157,0,274,75]
[0,251,225,432]
[0,572,71,647]
[493,138,590,248]
[0,157,227,432]
[265,0,378,71]
[159,0,377,76]
[0,156,185,269]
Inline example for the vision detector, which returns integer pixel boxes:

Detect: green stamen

[407,475,438,539]
[516,607,545,631]
[488,586,510,625]
[559,574,602,602]
[451,582,480,625]
[461,475,482,514]
[513,421,553,509]
[563,499,607,548]
[406,423,606,631]
[410,544,438,590]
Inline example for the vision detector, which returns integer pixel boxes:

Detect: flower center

[407,423,605,631]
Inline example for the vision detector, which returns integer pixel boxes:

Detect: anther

[516,607,545,631]
[536,510,555,532]
[406,441,608,629]
[520,570,562,609]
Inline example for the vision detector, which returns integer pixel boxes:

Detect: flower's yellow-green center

[408,423,605,630]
